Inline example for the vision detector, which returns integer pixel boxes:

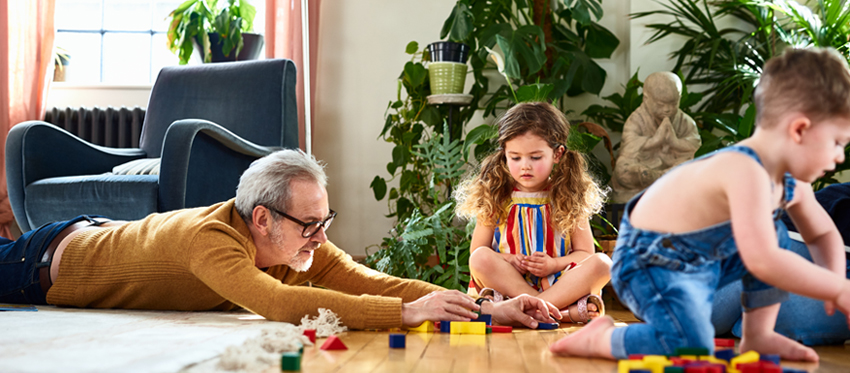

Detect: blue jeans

[609,194,790,359]
[0,215,102,305]
[712,238,850,345]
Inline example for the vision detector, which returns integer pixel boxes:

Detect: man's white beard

[289,250,314,272]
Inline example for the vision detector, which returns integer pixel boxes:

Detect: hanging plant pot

[193,32,265,63]
[429,62,468,95]
[427,41,469,63]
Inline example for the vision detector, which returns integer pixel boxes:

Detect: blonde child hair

[455,102,606,235]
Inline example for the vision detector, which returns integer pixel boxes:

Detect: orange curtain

[0,0,55,238]
[265,0,321,151]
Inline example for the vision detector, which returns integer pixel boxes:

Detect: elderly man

[611,71,701,202]
[0,150,559,329]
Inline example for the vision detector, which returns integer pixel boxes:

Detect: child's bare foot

[549,315,616,359]
[740,331,819,362]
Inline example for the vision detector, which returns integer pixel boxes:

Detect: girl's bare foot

[549,315,616,359]
[740,331,819,362]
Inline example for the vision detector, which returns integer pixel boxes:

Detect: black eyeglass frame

[266,206,337,238]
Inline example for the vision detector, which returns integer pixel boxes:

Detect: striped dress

[469,189,573,295]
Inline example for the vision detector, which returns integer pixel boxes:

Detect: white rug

[0,306,282,373]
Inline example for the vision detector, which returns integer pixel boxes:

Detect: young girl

[550,48,850,361]
[455,102,612,323]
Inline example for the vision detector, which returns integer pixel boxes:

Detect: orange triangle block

[320,335,348,351]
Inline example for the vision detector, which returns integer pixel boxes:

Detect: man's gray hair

[235,149,327,222]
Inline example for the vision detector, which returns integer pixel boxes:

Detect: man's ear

[789,115,812,144]
[252,206,273,236]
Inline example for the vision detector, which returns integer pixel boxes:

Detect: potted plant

[166,0,262,64]
[53,46,71,82]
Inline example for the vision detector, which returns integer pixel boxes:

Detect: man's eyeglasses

[266,206,337,238]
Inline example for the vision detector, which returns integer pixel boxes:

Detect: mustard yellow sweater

[46,199,443,329]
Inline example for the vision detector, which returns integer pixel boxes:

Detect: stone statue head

[643,72,682,124]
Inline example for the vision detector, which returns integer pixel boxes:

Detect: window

[54,0,264,84]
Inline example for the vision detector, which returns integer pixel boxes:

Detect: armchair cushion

[112,158,161,175]
[25,175,159,225]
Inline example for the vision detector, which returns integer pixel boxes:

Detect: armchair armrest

[6,121,148,231]
[158,119,281,212]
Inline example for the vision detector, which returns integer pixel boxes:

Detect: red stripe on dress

[506,205,517,255]
[545,204,554,257]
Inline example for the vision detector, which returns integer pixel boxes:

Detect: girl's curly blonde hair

[455,102,605,235]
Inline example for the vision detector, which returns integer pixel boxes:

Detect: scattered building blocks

[715,349,736,362]
[389,333,406,348]
[714,338,736,348]
[303,329,316,344]
[281,352,301,371]
[643,355,673,373]
[475,314,492,325]
[675,347,710,356]
[617,360,648,373]
[320,335,348,351]
[487,325,512,333]
[537,322,559,330]
[730,350,760,373]
[409,320,434,332]
[760,354,780,366]
[738,361,782,373]
[450,321,486,335]
[440,320,452,333]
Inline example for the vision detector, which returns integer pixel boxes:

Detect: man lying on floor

[0,149,560,330]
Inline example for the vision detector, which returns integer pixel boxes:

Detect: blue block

[782,369,807,373]
[714,349,736,362]
[536,322,559,330]
[389,333,406,348]
[440,320,452,333]
[760,354,780,365]
[474,314,492,326]
[630,370,652,373]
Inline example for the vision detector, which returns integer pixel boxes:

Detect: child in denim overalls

[550,48,850,361]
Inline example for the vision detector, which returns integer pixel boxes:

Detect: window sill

[50,82,153,90]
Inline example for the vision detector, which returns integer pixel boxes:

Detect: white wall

[44,0,708,256]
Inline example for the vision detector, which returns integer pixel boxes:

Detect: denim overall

[609,146,794,358]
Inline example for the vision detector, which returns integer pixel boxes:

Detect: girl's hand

[522,252,559,277]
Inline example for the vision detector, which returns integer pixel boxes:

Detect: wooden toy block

[281,351,301,371]
[730,350,759,371]
[780,369,807,373]
[474,314,492,325]
[680,356,698,361]
[675,347,710,356]
[643,355,673,373]
[714,338,735,348]
[738,362,762,373]
[487,325,512,333]
[617,360,648,373]
[664,367,685,373]
[714,349,736,362]
[303,329,316,344]
[683,365,707,373]
[450,321,486,335]
[319,335,347,351]
[759,354,780,366]
[485,327,492,334]
[389,333,406,348]
[670,357,695,366]
[630,370,652,373]
[440,320,452,333]
[409,320,434,332]
[536,322,559,330]
[629,354,646,360]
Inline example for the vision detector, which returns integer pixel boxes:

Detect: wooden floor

[293,310,850,373]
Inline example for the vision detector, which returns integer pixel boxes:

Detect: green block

[485,327,492,334]
[664,367,684,373]
[674,347,709,356]
[281,352,301,371]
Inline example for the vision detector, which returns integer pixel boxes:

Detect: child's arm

[470,221,526,274]
[522,219,595,277]
[785,182,847,276]
[728,161,848,305]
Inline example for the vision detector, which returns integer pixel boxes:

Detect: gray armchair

[7,59,299,232]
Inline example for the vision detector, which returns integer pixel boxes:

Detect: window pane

[104,0,152,31]
[55,0,102,31]
[151,33,180,81]
[153,1,185,32]
[55,32,102,83]
[103,33,150,84]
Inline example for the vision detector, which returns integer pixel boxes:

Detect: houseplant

[166,0,261,64]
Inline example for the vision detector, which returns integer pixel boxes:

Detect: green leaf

[403,61,427,88]
[584,23,619,59]
[440,3,474,43]
[739,104,756,139]
[420,106,442,127]
[516,83,554,103]
[370,176,387,200]
[405,41,419,55]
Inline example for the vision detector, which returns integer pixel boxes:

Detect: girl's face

[504,132,563,192]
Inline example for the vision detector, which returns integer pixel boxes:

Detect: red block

[320,335,348,351]
[738,362,762,373]
[671,357,695,366]
[487,325,512,333]
[628,354,646,360]
[714,338,735,347]
[303,329,317,344]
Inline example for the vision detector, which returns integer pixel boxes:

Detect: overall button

[661,238,674,249]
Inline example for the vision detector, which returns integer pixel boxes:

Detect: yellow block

[408,320,434,333]
[641,355,672,373]
[729,350,760,373]
[699,355,729,368]
[617,360,647,373]
[450,321,486,335]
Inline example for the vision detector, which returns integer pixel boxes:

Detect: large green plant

[166,0,256,64]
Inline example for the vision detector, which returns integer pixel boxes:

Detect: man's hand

[401,290,479,327]
[522,252,559,277]
[485,294,562,329]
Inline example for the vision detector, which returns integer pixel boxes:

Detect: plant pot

[53,60,70,82]
[428,41,469,63]
[193,32,264,63]
[428,62,468,94]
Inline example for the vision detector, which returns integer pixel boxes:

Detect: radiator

[43,106,145,148]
